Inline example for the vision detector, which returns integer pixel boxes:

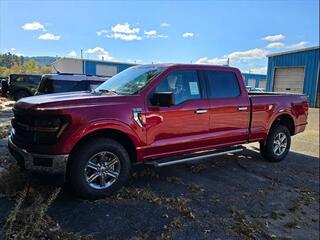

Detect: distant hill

[24,56,60,66]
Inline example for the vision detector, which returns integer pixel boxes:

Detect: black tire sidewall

[261,124,291,162]
[69,138,131,199]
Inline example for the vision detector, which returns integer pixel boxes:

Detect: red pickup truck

[8,64,309,199]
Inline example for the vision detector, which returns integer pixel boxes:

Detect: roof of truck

[134,63,237,70]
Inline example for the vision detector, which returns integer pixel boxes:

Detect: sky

[0,0,319,74]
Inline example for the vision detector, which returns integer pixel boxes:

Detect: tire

[14,90,30,101]
[260,124,291,162]
[68,138,131,199]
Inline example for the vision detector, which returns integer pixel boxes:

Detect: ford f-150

[8,64,309,199]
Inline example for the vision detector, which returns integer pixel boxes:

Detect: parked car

[246,86,266,93]
[0,76,8,96]
[36,74,109,95]
[2,74,42,100]
[8,64,309,199]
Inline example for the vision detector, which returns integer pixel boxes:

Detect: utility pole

[80,49,83,59]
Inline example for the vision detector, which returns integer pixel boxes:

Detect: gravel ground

[0,98,318,240]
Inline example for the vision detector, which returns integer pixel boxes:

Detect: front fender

[62,119,144,154]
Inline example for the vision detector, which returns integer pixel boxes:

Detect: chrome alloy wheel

[272,132,287,156]
[84,151,121,189]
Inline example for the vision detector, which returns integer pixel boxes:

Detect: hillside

[24,56,60,66]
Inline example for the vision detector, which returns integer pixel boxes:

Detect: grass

[1,185,94,240]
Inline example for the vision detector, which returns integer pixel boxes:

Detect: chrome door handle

[238,106,248,111]
[195,109,208,114]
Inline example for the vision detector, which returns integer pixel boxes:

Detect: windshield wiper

[98,89,119,95]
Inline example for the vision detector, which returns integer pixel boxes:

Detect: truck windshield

[94,66,165,95]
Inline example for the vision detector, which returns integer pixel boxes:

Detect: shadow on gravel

[0,148,319,239]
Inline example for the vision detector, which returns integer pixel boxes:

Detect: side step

[145,146,245,167]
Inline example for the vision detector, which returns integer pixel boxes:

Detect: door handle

[238,106,248,111]
[195,109,208,114]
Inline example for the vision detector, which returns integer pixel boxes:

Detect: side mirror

[151,92,175,107]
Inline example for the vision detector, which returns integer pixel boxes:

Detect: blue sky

[0,0,319,73]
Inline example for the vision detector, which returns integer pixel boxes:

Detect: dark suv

[2,74,42,100]
[36,74,109,95]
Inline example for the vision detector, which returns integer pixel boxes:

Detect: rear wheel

[68,138,131,199]
[260,124,291,162]
[14,90,30,101]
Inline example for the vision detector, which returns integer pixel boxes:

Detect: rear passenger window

[206,71,240,98]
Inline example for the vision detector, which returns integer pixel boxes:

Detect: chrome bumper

[8,136,69,176]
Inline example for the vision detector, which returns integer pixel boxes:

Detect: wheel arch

[69,128,138,163]
[269,113,295,136]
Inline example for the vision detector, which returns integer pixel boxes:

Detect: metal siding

[267,48,319,107]
[84,61,134,76]
[242,73,267,88]
[84,61,96,75]
[117,63,135,72]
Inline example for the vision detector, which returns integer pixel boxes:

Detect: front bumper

[8,136,69,176]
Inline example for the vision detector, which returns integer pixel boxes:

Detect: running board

[145,146,245,167]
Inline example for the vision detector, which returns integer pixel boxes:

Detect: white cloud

[111,33,142,41]
[182,32,195,38]
[286,41,308,49]
[38,33,61,40]
[265,42,285,49]
[262,34,285,42]
[22,22,45,31]
[195,57,228,65]
[112,22,140,34]
[10,48,16,51]
[98,23,142,41]
[249,66,267,74]
[144,30,168,39]
[144,30,157,36]
[227,48,269,61]
[85,47,113,60]
[97,29,108,36]
[195,48,269,66]
[67,50,77,58]
[160,23,170,27]
[15,52,24,57]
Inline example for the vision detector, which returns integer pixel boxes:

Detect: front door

[144,70,210,159]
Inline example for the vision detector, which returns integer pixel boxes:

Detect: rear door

[144,70,210,159]
[205,70,250,146]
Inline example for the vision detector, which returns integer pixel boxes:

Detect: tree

[0,53,52,76]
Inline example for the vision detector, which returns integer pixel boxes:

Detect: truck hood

[14,91,127,111]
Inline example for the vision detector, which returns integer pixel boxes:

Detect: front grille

[12,108,36,144]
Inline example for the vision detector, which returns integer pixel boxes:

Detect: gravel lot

[0,98,319,240]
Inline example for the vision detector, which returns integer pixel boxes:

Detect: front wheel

[260,124,291,162]
[68,138,131,199]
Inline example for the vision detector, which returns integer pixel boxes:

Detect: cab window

[154,70,201,105]
[205,71,240,98]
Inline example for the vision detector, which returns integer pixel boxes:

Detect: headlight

[33,116,69,144]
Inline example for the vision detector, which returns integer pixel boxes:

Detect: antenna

[52,64,60,74]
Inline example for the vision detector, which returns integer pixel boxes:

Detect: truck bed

[248,92,309,141]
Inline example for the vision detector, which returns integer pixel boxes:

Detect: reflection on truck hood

[14,91,125,111]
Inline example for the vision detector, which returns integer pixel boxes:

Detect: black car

[36,73,109,95]
[1,74,42,100]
